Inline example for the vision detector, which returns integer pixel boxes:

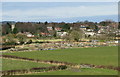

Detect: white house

[27,34,34,37]
[86,29,94,32]
[24,32,34,37]
[47,26,53,31]
[57,32,68,37]
[80,26,87,31]
[85,32,95,36]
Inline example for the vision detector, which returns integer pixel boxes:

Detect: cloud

[2,3,118,22]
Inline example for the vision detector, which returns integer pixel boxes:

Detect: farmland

[3,46,118,66]
[2,46,118,75]
[2,58,53,71]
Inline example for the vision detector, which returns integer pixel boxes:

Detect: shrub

[26,40,32,44]
[58,65,67,70]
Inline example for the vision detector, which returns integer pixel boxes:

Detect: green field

[3,46,118,66]
[27,68,117,75]
[2,58,53,71]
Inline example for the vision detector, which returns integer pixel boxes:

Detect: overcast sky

[1,2,118,22]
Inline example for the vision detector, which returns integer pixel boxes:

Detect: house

[85,32,96,37]
[80,26,87,31]
[40,32,51,36]
[57,32,68,37]
[24,32,34,37]
[86,29,94,32]
[26,33,34,38]
[47,26,53,31]
[97,26,110,34]
[55,27,62,31]
[18,32,35,38]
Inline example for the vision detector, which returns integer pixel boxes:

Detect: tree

[2,22,12,35]
[44,21,48,25]
[65,30,84,42]
[16,34,27,44]
[62,24,70,31]
[99,20,114,26]
[13,28,18,34]
[71,31,80,42]
[94,25,99,32]
[3,34,17,45]
[52,23,57,37]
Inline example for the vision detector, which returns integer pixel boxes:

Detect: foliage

[13,27,18,34]
[65,30,84,42]
[99,20,115,26]
[61,24,70,31]
[2,22,12,35]
[3,34,16,45]
[58,65,67,70]
[16,34,27,44]
[26,39,32,44]
[3,34,27,45]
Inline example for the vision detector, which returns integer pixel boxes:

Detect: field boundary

[1,65,68,76]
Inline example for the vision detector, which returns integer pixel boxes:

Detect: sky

[1,0,119,2]
[1,2,118,22]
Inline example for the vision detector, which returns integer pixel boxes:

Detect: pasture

[2,58,53,71]
[3,46,118,66]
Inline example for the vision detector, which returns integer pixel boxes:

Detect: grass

[27,68,118,75]
[2,58,53,71]
[3,46,118,66]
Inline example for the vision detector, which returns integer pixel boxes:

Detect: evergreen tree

[13,28,18,34]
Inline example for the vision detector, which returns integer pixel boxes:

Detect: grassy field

[2,58,53,71]
[27,68,118,75]
[3,46,118,66]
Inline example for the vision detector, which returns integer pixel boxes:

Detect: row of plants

[1,65,67,76]
[80,63,120,71]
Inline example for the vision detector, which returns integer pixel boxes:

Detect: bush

[58,65,67,70]
[26,40,32,44]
